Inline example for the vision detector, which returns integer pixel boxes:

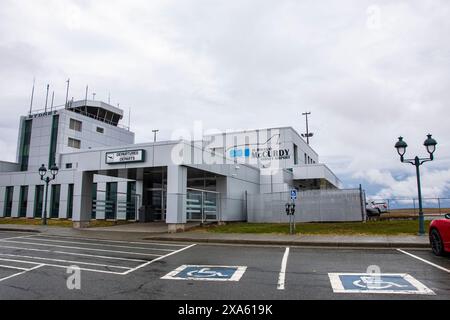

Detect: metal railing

[29,102,131,131]
[92,190,140,221]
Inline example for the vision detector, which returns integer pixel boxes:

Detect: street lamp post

[395,134,437,236]
[38,164,59,226]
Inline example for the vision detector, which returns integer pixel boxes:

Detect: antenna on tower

[50,91,55,112]
[85,85,89,103]
[128,107,131,131]
[65,78,70,109]
[29,78,35,115]
[108,92,111,104]
[44,84,50,112]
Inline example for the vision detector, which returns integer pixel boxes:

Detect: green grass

[200,220,432,236]
[0,218,131,228]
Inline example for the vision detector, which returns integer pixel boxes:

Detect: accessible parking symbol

[162,265,247,282]
[328,273,435,295]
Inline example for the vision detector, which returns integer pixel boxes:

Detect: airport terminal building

[0,100,358,232]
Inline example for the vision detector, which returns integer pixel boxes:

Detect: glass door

[186,188,219,222]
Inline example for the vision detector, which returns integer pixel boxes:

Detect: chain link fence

[367,197,450,215]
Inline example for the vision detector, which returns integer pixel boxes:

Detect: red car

[429,214,450,256]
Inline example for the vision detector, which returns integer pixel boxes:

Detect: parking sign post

[286,189,298,235]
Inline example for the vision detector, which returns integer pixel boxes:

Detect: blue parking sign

[328,273,434,295]
[290,189,297,201]
[162,265,247,282]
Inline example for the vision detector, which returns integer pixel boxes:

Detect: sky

[0,0,449,200]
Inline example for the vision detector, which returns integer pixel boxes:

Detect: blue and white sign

[162,265,247,282]
[290,189,298,201]
[328,273,435,295]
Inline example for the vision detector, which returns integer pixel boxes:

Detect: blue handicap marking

[290,189,297,201]
[328,273,435,295]
[162,265,247,282]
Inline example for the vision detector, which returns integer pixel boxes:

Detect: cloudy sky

[0,0,449,200]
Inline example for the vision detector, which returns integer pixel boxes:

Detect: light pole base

[417,232,427,237]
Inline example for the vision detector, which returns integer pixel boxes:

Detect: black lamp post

[395,134,437,236]
[38,164,59,225]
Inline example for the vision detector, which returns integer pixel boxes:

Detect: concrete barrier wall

[247,189,364,223]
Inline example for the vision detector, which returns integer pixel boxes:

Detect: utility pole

[301,112,314,145]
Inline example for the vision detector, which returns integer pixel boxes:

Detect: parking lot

[0,230,449,300]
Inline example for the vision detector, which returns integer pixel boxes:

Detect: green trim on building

[48,115,59,167]
[19,119,33,171]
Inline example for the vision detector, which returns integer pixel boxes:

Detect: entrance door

[145,188,166,221]
[186,188,219,222]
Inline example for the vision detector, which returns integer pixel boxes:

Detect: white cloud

[354,168,450,199]
[0,0,449,197]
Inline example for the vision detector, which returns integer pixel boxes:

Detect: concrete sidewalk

[145,232,430,248]
[0,224,430,248]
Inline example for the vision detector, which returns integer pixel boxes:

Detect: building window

[68,137,81,149]
[67,184,74,219]
[126,181,136,221]
[34,185,44,218]
[304,153,307,165]
[293,144,298,165]
[106,182,118,220]
[96,127,104,134]
[65,163,73,169]
[91,183,97,220]
[69,118,82,132]
[50,184,61,218]
[19,186,28,218]
[3,186,14,217]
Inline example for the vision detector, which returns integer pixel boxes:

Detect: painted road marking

[0,253,132,270]
[0,264,44,283]
[23,236,177,252]
[328,273,435,295]
[162,264,247,282]
[0,264,30,271]
[0,232,196,278]
[0,234,36,241]
[397,249,450,273]
[0,244,148,262]
[31,234,188,247]
[122,244,196,275]
[0,239,165,257]
[277,247,290,290]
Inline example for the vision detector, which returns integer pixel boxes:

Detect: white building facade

[0,100,347,232]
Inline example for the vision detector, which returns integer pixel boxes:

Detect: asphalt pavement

[0,230,448,300]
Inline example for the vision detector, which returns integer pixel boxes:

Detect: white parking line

[0,253,132,270]
[0,234,36,241]
[22,236,176,252]
[31,234,188,247]
[0,245,147,262]
[277,247,290,290]
[0,264,44,283]
[397,249,450,273]
[0,240,164,257]
[0,264,30,271]
[122,244,196,275]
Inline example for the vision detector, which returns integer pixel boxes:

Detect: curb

[145,236,429,249]
[0,227,41,233]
